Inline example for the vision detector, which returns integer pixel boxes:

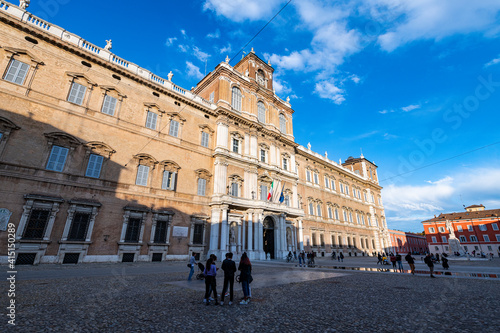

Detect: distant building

[422,205,500,256]
[388,229,428,254]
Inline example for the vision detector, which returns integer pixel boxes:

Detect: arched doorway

[263,217,275,259]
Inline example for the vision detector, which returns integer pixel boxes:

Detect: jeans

[221,275,234,302]
[241,280,250,298]
[204,276,217,301]
[298,257,302,265]
[397,261,403,271]
[188,265,194,280]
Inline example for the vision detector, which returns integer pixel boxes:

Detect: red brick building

[388,229,428,254]
[422,205,500,256]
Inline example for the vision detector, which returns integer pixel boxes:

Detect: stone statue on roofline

[104,39,112,51]
[19,0,30,10]
[167,71,173,81]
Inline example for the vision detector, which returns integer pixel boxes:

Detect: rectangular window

[306,170,311,182]
[324,176,329,188]
[331,180,336,191]
[201,132,209,148]
[85,154,103,178]
[492,223,499,231]
[231,182,238,197]
[23,209,50,239]
[438,227,445,233]
[309,203,314,215]
[317,204,321,217]
[483,235,490,242]
[161,171,176,191]
[260,149,266,163]
[457,225,463,232]
[284,195,290,207]
[193,224,204,244]
[459,235,467,242]
[328,207,333,219]
[135,165,149,186]
[197,178,206,196]
[345,186,349,196]
[67,212,91,241]
[431,236,437,243]
[429,227,435,233]
[470,235,477,242]
[154,218,169,243]
[468,225,473,232]
[313,173,319,184]
[169,120,179,137]
[124,217,141,242]
[334,209,339,220]
[441,236,447,243]
[4,59,30,85]
[496,235,500,242]
[283,158,288,171]
[101,95,117,116]
[260,185,267,201]
[67,82,87,105]
[320,234,325,247]
[46,145,69,172]
[232,138,239,153]
[145,111,157,130]
[479,224,487,231]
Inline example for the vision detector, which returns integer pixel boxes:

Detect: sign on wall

[172,226,189,238]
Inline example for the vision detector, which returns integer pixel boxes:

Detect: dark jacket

[424,256,434,267]
[221,259,237,277]
[238,262,252,281]
[405,254,414,264]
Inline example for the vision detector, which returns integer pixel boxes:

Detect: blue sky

[26,0,500,232]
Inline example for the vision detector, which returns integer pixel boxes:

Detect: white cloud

[186,61,204,80]
[401,104,421,112]
[165,37,177,47]
[369,0,500,52]
[219,44,232,55]
[349,74,361,84]
[383,167,500,231]
[485,56,500,68]
[207,29,220,38]
[379,109,394,114]
[203,0,283,22]
[193,46,210,62]
[178,44,189,53]
[273,77,292,96]
[314,80,345,104]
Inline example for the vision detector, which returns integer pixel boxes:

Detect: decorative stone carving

[167,71,173,81]
[225,55,230,63]
[19,0,30,10]
[286,96,290,103]
[307,142,311,150]
[104,39,112,51]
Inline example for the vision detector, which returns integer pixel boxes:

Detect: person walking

[238,252,252,305]
[396,253,404,273]
[424,254,435,278]
[376,253,382,265]
[298,251,303,267]
[203,257,219,305]
[187,253,196,281]
[220,252,237,306]
[442,256,449,270]
[339,252,344,262]
[405,252,416,275]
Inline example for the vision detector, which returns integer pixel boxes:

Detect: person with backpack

[424,253,435,278]
[220,252,237,306]
[405,252,416,275]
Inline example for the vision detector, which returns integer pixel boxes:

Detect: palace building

[422,205,500,256]
[0,1,390,264]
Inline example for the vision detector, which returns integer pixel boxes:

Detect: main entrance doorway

[263,217,274,259]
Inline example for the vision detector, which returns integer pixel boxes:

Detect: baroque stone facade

[0,2,390,264]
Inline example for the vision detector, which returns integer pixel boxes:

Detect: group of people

[330,251,345,262]
[188,252,253,305]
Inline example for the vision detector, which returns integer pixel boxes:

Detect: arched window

[231,86,242,111]
[257,101,266,122]
[279,113,286,133]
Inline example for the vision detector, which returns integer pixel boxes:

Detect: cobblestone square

[3,258,500,332]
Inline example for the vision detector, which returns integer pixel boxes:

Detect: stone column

[220,206,229,253]
[298,219,304,251]
[237,221,242,254]
[281,214,287,258]
[292,223,296,251]
[216,120,229,149]
[247,211,253,252]
[257,211,264,257]
[214,159,228,195]
[209,208,220,254]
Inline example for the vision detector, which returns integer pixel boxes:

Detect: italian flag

[267,181,274,201]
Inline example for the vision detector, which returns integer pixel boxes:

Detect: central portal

[263,217,275,259]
